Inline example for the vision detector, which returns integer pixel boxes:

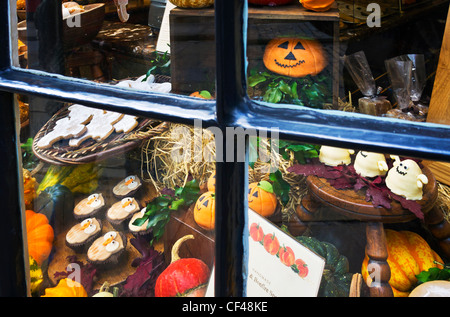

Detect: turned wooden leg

[424,206,450,259]
[365,222,393,297]
[288,192,322,236]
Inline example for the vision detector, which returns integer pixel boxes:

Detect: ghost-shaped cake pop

[319,146,355,166]
[385,157,428,200]
[354,151,388,178]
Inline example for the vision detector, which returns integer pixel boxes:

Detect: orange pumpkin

[25,210,54,265]
[194,191,215,230]
[263,37,327,78]
[207,171,215,192]
[300,0,335,12]
[41,278,87,297]
[361,229,444,297]
[248,181,278,217]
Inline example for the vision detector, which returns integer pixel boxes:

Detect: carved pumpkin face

[248,181,278,217]
[194,191,215,230]
[263,37,327,78]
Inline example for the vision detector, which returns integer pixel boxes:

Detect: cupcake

[65,218,102,253]
[73,193,106,220]
[87,231,127,268]
[128,207,152,238]
[112,175,142,199]
[106,197,140,231]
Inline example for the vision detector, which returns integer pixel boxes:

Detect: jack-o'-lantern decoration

[207,171,215,192]
[263,37,327,78]
[300,0,335,12]
[194,191,215,230]
[248,181,278,217]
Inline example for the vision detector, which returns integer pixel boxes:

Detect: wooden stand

[296,167,439,297]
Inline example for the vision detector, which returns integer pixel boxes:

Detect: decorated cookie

[106,197,140,230]
[112,175,142,198]
[73,193,106,220]
[353,151,388,178]
[68,110,124,147]
[36,117,87,149]
[87,231,127,267]
[65,218,102,253]
[319,146,355,166]
[385,158,428,200]
[113,114,139,134]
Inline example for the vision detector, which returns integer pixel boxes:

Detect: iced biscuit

[114,114,139,134]
[36,117,87,149]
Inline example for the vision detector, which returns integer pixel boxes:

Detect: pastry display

[65,218,102,253]
[106,197,140,230]
[112,175,142,198]
[319,145,354,166]
[385,158,428,200]
[86,231,127,267]
[353,151,388,178]
[73,193,106,220]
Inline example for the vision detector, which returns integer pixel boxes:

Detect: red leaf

[389,192,424,220]
[287,162,342,179]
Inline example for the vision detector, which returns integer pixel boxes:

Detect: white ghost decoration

[354,151,388,178]
[385,157,428,200]
[319,146,355,166]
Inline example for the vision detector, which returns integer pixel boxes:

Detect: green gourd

[295,236,353,297]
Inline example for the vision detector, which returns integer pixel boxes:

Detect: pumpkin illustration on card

[263,37,327,78]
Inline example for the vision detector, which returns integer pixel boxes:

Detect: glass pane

[247,135,450,297]
[18,93,215,297]
[246,1,450,127]
[12,0,216,99]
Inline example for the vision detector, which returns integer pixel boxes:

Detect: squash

[169,0,214,8]
[248,181,278,217]
[296,236,353,297]
[34,184,74,236]
[25,210,54,266]
[263,37,327,78]
[37,163,101,195]
[41,278,87,297]
[361,229,444,297]
[207,171,215,192]
[29,256,43,295]
[300,0,335,12]
[194,191,215,230]
[155,235,211,297]
[23,168,38,210]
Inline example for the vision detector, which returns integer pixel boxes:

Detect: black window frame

[0,0,450,297]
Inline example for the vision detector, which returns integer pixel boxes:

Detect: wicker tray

[32,105,169,166]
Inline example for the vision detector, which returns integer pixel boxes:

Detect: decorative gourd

[25,210,54,266]
[92,282,118,297]
[34,184,74,235]
[194,191,215,230]
[169,0,214,8]
[207,171,215,192]
[361,229,444,297]
[190,91,213,99]
[248,181,278,217]
[155,235,211,297]
[263,37,327,78]
[29,256,43,295]
[23,168,38,210]
[41,278,87,297]
[300,0,335,12]
[296,236,353,297]
[248,0,294,5]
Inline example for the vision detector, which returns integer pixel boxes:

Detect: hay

[437,182,450,223]
[140,123,216,192]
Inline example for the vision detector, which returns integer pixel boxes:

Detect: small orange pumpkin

[248,181,278,217]
[300,0,335,12]
[263,37,327,78]
[207,171,215,192]
[41,278,87,297]
[25,210,54,266]
[361,229,444,297]
[194,191,215,230]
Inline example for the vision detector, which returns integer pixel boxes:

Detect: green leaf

[264,87,283,104]
[269,170,290,206]
[257,180,274,193]
[199,90,212,99]
[248,73,268,87]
